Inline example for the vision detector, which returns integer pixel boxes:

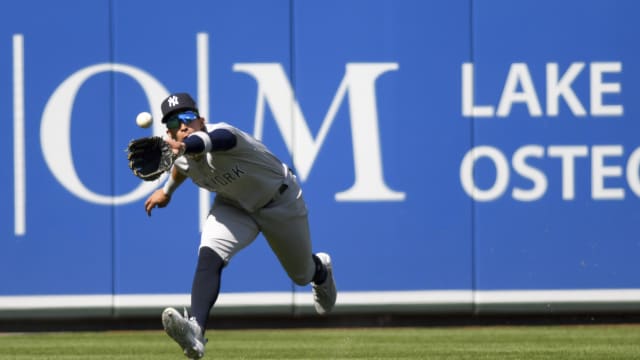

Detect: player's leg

[193,197,260,331]
[163,199,259,359]
[256,176,337,313]
[189,246,224,332]
[256,177,314,285]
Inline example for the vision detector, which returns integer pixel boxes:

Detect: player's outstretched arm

[166,129,237,156]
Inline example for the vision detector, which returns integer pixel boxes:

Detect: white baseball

[136,111,153,128]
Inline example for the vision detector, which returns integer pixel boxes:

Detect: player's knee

[196,247,224,272]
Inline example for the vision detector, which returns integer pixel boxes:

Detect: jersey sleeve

[172,156,189,174]
[183,128,237,154]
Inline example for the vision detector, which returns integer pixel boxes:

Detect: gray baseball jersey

[172,122,315,284]
[173,123,289,213]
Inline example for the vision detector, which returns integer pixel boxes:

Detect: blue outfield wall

[0,0,639,318]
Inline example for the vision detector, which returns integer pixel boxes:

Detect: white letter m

[233,62,405,201]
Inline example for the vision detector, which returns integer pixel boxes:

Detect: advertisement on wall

[0,0,638,317]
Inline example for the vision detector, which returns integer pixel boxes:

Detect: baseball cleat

[312,252,337,315]
[162,307,206,359]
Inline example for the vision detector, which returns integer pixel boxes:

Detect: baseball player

[143,93,337,359]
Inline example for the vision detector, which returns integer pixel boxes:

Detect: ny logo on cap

[167,96,179,107]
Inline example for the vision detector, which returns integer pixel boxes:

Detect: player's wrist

[162,176,179,196]
[177,142,186,157]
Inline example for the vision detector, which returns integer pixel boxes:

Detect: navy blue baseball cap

[160,93,199,123]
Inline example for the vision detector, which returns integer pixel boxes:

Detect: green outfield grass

[0,325,639,359]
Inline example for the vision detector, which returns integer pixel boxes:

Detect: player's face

[166,117,205,141]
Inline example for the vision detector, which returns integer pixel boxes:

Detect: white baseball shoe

[312,252,337,315]
[162,307,206,359]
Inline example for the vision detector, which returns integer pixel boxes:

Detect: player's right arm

[165,128,237,156]
[144,167,187,216]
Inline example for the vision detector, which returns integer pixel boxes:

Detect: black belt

[263,183,289,208]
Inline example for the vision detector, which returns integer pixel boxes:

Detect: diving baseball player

[141,93,337,359]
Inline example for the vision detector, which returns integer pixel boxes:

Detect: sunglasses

[166,110,200,129]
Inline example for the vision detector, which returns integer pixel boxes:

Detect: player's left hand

[127,136,175,181]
